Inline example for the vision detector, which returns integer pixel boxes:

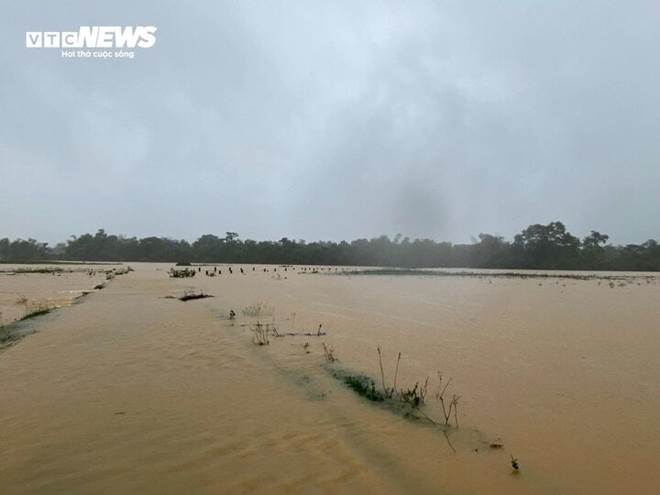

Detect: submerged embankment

[0,265,130,349]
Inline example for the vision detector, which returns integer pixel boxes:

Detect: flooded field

[1,263,659,494]
[0,265,128,347]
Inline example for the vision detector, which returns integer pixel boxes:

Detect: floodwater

[0,266,109,325]
[1,263,659,494]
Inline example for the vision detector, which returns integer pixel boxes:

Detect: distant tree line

[1,221,659,271]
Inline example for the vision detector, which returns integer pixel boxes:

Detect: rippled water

[1,263,659,494]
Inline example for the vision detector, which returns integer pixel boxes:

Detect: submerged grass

[326,365,440,421]
[16,299,54,322]
[0,303,53,347]
[20,307,51,320]
[333,369,385,402]
[0,325,29,346]
[323,347,462,429]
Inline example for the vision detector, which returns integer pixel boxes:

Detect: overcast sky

[1,1,659,245]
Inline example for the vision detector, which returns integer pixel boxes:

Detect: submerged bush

[168,268,196,278]
[325,348,462,428]
[329,368,385,402]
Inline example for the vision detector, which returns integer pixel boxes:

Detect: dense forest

[1,222,659,271]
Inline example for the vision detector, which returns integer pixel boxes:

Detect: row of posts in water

[199,266,344,276]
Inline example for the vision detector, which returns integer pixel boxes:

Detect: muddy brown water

[1,263,659,494]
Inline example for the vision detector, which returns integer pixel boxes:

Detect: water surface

[1,263,658,494]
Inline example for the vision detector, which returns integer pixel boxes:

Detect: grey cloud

[1,0,659,244]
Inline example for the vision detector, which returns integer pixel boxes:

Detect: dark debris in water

[178,291,214,302]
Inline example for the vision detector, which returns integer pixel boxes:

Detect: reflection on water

[0,263,658,494]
